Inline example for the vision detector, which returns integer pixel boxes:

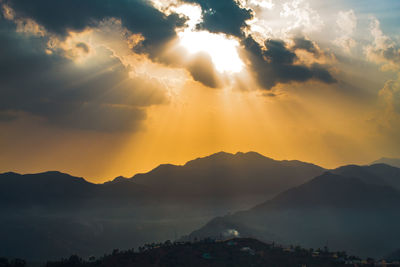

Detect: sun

[179,30,244,73]
[174,4,244,74]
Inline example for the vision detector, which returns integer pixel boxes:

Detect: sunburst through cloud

[1,0,400,265]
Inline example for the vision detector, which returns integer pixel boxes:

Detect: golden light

[174,4,244,74]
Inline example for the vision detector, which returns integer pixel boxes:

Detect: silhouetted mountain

[0,171,93,209]
[0,171,150,210]
[0,152,325,261]
[0,152,325,210]
[0,172,158,261]
[103,176,131,184]
[260,172,400,209]
[187,170,400,258]
[131,151,324,198]
[332,163,400,190]
[371,157,400,168]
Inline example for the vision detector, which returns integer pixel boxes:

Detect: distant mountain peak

[42,170,65,174]
[186,151,236,163]
[184,151,275,167]
[235,151,268,157]
[197,151,271,160]
[36,171,88,181]
[0,171,20,176]
[0,170,84,179]
[104,175,132,184]
[234,151,274,160]
[113,175,129,181]
[371,157,400,168]
[332,163,400,190]
[128,151,325,199]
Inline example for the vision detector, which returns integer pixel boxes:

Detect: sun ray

[173,4,244,73]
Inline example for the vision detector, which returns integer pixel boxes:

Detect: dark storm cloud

[264,39,297,65]
[293,37,320,57]
[0,19,167,132]
[182,0,252,37]
[5,0,186,57]
[187,52,220,88]
[242,36,336,90]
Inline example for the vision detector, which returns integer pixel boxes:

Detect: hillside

[186,169,400,258]
[44,238,373,267]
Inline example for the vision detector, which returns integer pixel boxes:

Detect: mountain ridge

[0,151,326,261]
[130,151,325,198]
[371,157,400,168]
[186,166,400,258]
[2,153,400,260]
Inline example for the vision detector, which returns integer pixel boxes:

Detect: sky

[0,0,399,182]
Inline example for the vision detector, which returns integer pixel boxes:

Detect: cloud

[2,0,338,94]
[379,75,400,116]
[368,74,400,149]
[292,37,320,57]
[5,0,186,58]
[187,52,221,88]
[246,0,274,10]
[0,19,167,132]
[334,10,357,53]
[280,0,323,34]
[76,42,90,54]
[264,39,297,64]
[170,0,335,90]
[2,0,223,90]
[365,17,400,71]
[182,0,252,37]
[242,36,336,90]
[262,92,278,97]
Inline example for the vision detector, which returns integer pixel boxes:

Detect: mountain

[332,163,400,190]
[0,171,157,261]
[186,168,400,258]
[103,176,130,184]
[131,151,324,199]
[0,171,151,210]
[0,152,325,261]
[371,157,400,168]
